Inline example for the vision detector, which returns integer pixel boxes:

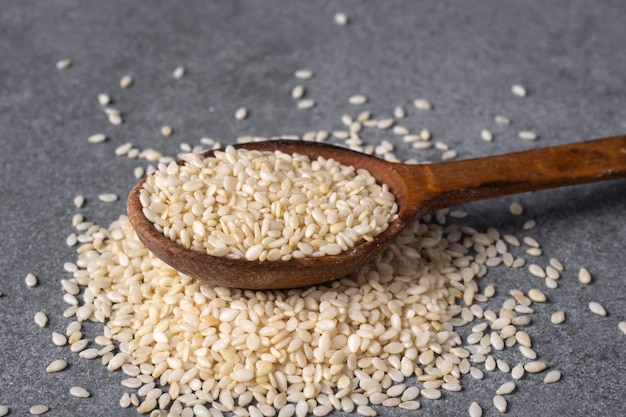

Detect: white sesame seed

[442,149,458,161]
[550,258,564,271]
[551,310,566,324]
[297,99,316,109]
[578,267,592,284]
[87,133,107,144]
[34,311,48,328]
[522,219,536,230]
[528,288,547,302]
[46,359,67,373]
[51,332,67,346]
[25,273,38,287]
[589,301,607,316]
[480,129,493,142]
[494,115,511,125]
[73,195,85,208]
[108,113,123,125]
[235,107,248,120]
[414,99,432,110]
[161,126,173,137]
[524,361,547,373]
[511,363,525,380]
[334,12,348,26]
[398,401,420,410]
[528,264,546,278]
[29,405,49,415]
[493,395,507,413]
[292,85,305,99]
[173,66,186,79]
[518,131,538,140]
[394,106,405,119]
[0,406,8,417]
[509,202,523,216]
[97,93,111,106]
[70,386,91,398]
[56,59,72,69]
[512,84,527,97]
[468,401,482,417]
[619,321,626,336]
[120,75,133,88]
[496,381,516,395]
[294,69,313,79]
[98,193,118,203]
[349,94,368,105]
[544,370,561,384]
[420,388,441,399]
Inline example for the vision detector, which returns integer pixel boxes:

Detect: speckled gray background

[1,1,625,416]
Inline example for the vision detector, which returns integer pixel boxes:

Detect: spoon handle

[413,135,626,213]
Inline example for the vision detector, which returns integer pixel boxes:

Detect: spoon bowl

[127,136,626,289]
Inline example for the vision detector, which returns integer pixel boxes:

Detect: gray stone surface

[1,0,625,416]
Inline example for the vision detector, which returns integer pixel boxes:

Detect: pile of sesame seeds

[4,41,616,417]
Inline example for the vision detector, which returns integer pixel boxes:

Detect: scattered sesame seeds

[70,386,91,398]
[25,273,38,287]
[87,133,107,144]
[173,66,186,79]
[98,193,118,203]
[297,99,316,109]
[480,129,493,142]
[235,107,248,120]
[56,59,72,69]
[619,321,626,336]
[413,98,432,110]
[45,359,67,373]
[512,84,527,97]
[334,12,348,26]
[589,301,607,316]
[578,267,592,284]
[509,202,523,216]
[29,404,49,415]
[34,311,48,328]
[349,94,368,105]
[518,131,538,140]
[294,69,313,79]
[543,370,562,384]
[120,75,133,88]
[160,125,173,137]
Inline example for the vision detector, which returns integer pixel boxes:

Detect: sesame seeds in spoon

[127,136,626,289]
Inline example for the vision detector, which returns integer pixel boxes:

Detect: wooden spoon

[127,136,626,289]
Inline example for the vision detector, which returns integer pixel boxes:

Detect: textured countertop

[1,1,625,416]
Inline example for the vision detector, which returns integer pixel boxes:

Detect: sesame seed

[235,107,248,120]
[413,99,432,110]
[588,301,607,316]
[394,106,405,119]
[480,129,493,142]
[518,131,538,140]
[29,405,49,415]
[97,93,111,106]
[511,363,525,380]
[543,370,562,384]
[524,361,547,373]
[578,267,592,284]
[618,321,626,336]
[73,195,85,208]
[349,94,368,105]
[70,386,91,398]
[334,12,348,26]
[494,115,511,125]
[87,133,107,144]
[46,359,67,373]
[173,66,186,79]
[34,311,48,328]
[292,85,305,99]
[522,219,536,230]
[528,264,546,278]
[297,99,316,109]
[512,84,527,97]
[509,202,523,216]
[493,395,507,413]
[0,406,8,417]
[98,193,118,203]
[25,273,38,287]
[120,75,133,88]
[161,126,173,137]
[294,69,313,79]
[56,59,72,69]
[468,401,482,417]
[528,288,547,303]
[551,310,566,324]
[496,381,516,395]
